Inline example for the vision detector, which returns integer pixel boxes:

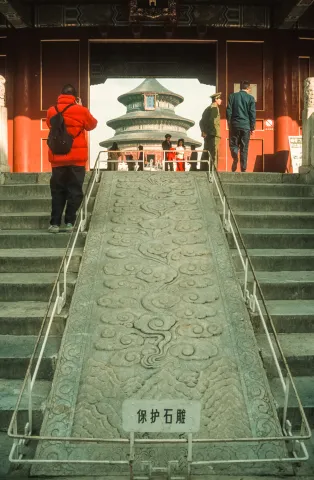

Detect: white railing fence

[98,148,210,172]
[7,152,311,476]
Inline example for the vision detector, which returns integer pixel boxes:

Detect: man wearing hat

[199,92,222,170]
[162,134,173,171]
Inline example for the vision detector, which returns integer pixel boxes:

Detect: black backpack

[47,104,76,155]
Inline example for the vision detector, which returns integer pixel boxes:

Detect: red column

[13,36,32,172]
[274,35,293,172]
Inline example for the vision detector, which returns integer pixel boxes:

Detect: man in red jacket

[46,84,98,233]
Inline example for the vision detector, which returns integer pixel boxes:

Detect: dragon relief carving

[71,174,253,448]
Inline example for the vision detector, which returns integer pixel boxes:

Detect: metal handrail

[207,159,311,440]
[7,151,101,444]
[7,154,311,473]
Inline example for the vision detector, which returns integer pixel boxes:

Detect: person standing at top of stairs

[46,84,98,234]
[226,80,256,173]
[199,92,222,171]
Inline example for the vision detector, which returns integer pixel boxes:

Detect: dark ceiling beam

[274,0,314,29]
[0,0,32,28]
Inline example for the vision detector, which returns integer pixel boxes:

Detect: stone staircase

[217,172,314,473]
[0,171,313,479]
[0,172,97,477]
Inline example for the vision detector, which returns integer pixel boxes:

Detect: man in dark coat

[199,92,222,171]
[162,134,173,171]
[226,80,256,172]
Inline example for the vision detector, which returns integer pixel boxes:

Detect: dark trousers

[136,161,143,171]
[201,135,220,171]
[50,166,85,226]
[189,153,198,171]
[229,128,250,172]
[200,135,210,172]
[164,153,173,171]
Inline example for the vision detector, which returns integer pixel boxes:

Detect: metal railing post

[244,257,249,303]
[249,281,257,313]
[27,374,33,438]
[80,204,86,232]
[283,376,290,431]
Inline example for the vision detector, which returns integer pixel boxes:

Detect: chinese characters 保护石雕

[137,408,186,424]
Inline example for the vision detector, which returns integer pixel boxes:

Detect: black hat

[165,134,172,138]
[210,92,222,100]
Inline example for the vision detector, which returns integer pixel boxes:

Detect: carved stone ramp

[32,172,288,478]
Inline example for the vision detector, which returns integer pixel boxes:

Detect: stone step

[0,182,98,198]
[0,248,83,273]
[0,378,50,431]
[0,213,52,230]
[2,171,92,185]
[219,172,303,184]
[257,333,314,377]
[23,477,314,480]
[244,271,314,300]
[232,211,314,229]
[252,300,314,334]
[2,173,50,185]
[227,228,314,249]
[219,182,314,197]
[0,230,86,249]
[0,302,68,335]
[0,184,53,198]
[0,197,95,213]
[0,213,90,230]
[232,249,314,271]
[0,335,61,379]
[270,376,314,428]
[0,272,76,301]
[225,196,314,212]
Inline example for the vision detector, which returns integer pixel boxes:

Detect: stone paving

[33,172,286,477]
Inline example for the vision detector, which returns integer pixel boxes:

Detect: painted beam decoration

[0,0,31,28]
[34,3,271,29]
[0,1,311,30]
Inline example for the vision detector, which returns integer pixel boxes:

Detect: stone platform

[32,172,286,477]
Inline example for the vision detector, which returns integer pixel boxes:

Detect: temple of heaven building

[99,78,202,153]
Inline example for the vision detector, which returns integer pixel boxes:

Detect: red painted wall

[0,28,313,173]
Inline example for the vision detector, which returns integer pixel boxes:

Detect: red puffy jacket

[46,94,98,168]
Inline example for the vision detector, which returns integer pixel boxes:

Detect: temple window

[144,94,157,110]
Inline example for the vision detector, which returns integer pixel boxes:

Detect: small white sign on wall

[289,136,302,173]
[122,399,201,433]
[234,83,257,102]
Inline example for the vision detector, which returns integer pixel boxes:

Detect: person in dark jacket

[108,142,121,171]
[137,145,144,171]
[46,84,97,233]
[226,80,256,172]
[162,134,173,171]
[199,92,222,171]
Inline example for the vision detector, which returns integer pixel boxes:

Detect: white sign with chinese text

[122,399,201,433]
[289,136,302,173]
